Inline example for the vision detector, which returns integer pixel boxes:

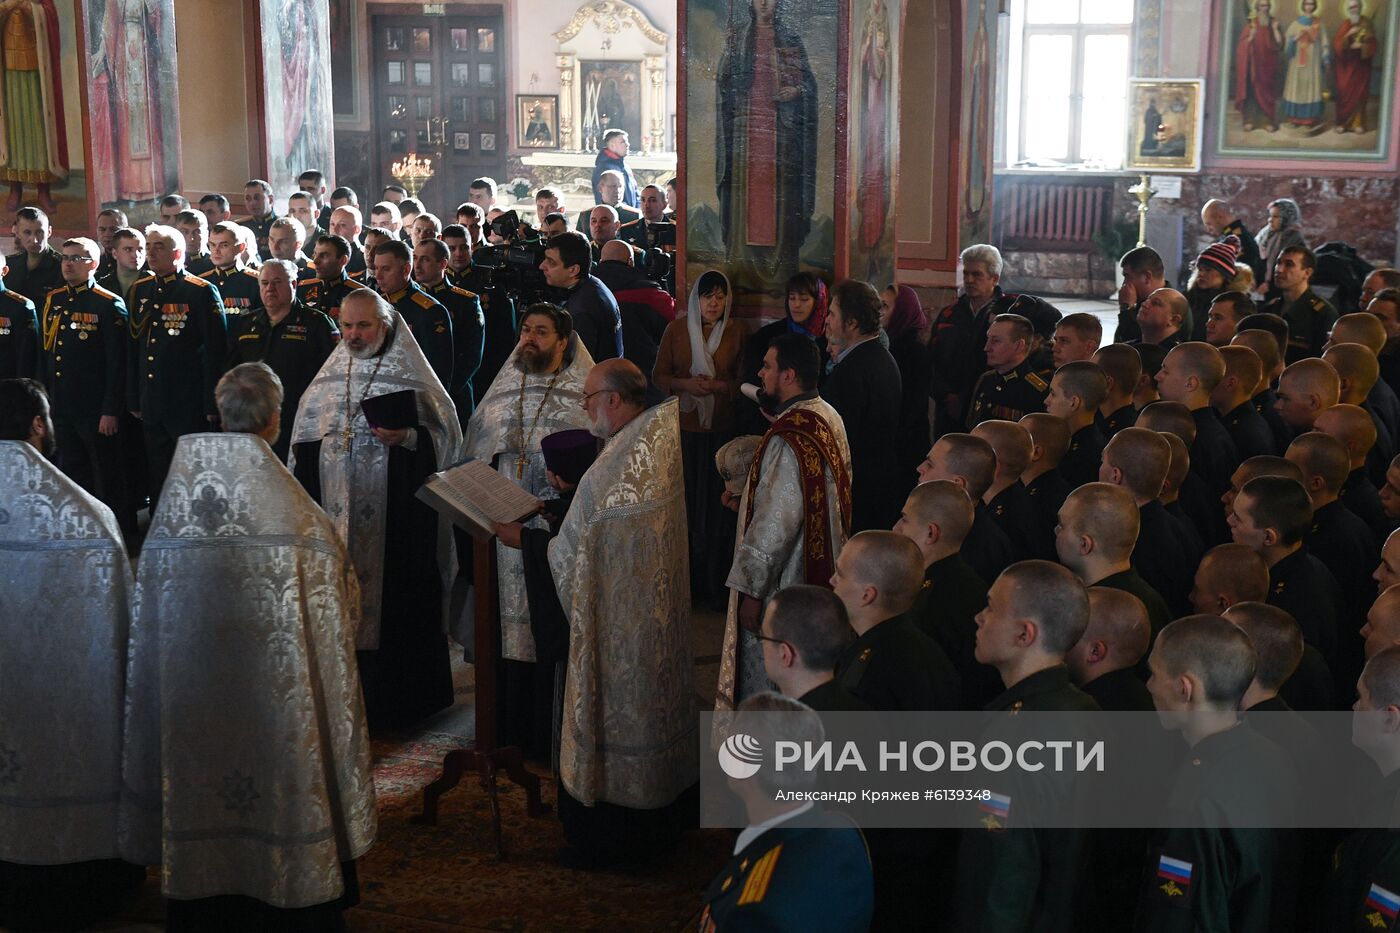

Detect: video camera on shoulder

[472,210,556,305]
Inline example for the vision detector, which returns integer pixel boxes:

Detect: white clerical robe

[715,395,852,712]
[120,433,376,908]
[460,340,594,661]
[0,441,129,865]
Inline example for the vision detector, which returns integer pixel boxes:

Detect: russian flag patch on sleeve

[1365,882,1400,925]
[1156,855,1192,897]
[978,792,1011,831]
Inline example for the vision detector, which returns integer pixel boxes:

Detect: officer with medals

[225,259,338,462]
[240,179,279,260]
[38,237,133,532]
[930,244,1022,436]
[297,233,367,320]
[412,237,483,422]
[442,223,515,406]
[0,255,38,379]
[200,221,263,320]
[372,238,453,388]
[126,224,227,501]
[1262,245,1337,363]
[268,216,317,282]
[966,313,1050,429]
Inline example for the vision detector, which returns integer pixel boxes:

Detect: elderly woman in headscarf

[653,269,745,600]
[1260,197,1308,299]
[881,284,932,477]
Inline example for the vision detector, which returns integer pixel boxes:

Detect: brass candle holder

[1128,173,1156,248]
[390,153,434,199]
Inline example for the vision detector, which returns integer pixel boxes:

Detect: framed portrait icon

[1125,78,1204,172]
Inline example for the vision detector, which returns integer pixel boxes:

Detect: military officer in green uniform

[201,221,263,319]
[38,238,132,531]
[953,560,1101,931]
[442,223,516,405]
[1263,245,1336,364]
[240,179,279,260]
[967,313,1050,429]
[329,206,369,281]
[413,237,483,422]
[298,234,368,320]
[225,260,338,462]
[125,224,227,502]
[268,217,317,282]
[371,239,453,389]
[4,207,64,305]
[174,210,214,277]
[287,192,326,262]
[1136,615,1301,932]
[0,258,38,379]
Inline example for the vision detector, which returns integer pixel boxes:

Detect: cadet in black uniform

[917,433,1019,585]
[1103,428,1198,617]
[954,561,1100,931]
[1046,360,1109,487]
[38,238,131,532]
[0,263,38,379]
[201,222,263,318]
[225,260,338,462]
[298,234,369,320]
[371,239,453,389]
[757,585,871,711]
[967,314,1050,428]
[1069,587,1154,711]
[413,237,483,422]
[1263,245,1336,363]
[1214,344,1277,459]
[1136,616,1301,933]
[442,223,516,405]
[1092,344,1143,438]
[972,419,1041,560]
[241,179,278,260]
[4,207,64,304]
[1157,343,1241,503]
[125,226,227,502]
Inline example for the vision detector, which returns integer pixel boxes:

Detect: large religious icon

[849,0,897,285]
[260,0,334,201]
[1215,0,1396,160]
[0,0,70,213]
[1126,79,1203,172]
[85,0,180,213]
[579,61,640,152]
[959,0,995,246]
[517,94,558,149]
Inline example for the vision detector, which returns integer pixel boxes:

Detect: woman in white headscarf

[653,269,745,602]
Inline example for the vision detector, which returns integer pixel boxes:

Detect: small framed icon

[453,132,471,151]
[479,132,497,152]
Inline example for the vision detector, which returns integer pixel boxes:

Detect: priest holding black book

[289,290,463,728]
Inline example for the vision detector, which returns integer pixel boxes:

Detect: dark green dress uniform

[346,242,368,280]
[1097,403,1139,438]
[451,263,517,406]
[3,246,63,304]
[910,553,1001,710]
[929,287,1022,435]
[699,812,875,933]
[200,264,262,318]
[293,254,317,282]
[1059,422,1108,489]
[297,272,368,320]
[835,611,962,711]
[1135,501,1197,618]
[1264,288,1336,363]
[986,481,1040,560]
[301,227,327,261]
[967,360,1049,428]
[424,278,485,421]
[38,280,132,531]
[1321,771,1400,933]
[1025,469,1071,555]
[964,503,1019,586]
[954,666,1101,933]
[1134,723,1301,933]
[185,252,215,277]
[381,282,454,390]
[126,271,227,500]
[796,679,871,711]
[225,301,338,462]
[0,284,37,378]
[241,211,278,260]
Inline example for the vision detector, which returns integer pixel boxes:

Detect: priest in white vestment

[461,302,593,757]
[120,363,376,930]
[716,333,852,714]
[289,291,462,728]
[497,360,697,865]
[0,380,142,930]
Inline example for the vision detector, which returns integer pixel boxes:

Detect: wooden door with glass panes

[371,11,505,218]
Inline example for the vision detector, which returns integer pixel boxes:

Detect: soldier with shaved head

[1231,326,1294,452]
[1212,344,1276,459]
[1331,312,1400,451]
[1285,433,1379,617]
[1019,412,1072,549]
[1159,432,1206,559]
[759,585,868,711]
[1157,342,1239,502]
[1275,357,1341,434]
[1091,343,1141,437]
[972,419,1042,559]
[1067,587,1153,710]
[1324,342,1397,486]
[917,433,1017,583]
[1139,400,1228,545]
[1045,360,1109,487]
[1055,483,1171,636]
[1315,403,1390,540]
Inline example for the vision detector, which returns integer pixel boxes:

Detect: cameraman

[540,231,621,361]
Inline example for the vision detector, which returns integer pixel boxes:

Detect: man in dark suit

[821,280,904,531]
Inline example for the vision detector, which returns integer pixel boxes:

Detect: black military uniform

[225,301,338,462]
[986,481,1041,560]
[1080,667,1153,711]
[966,359,1049,428]
[1264,288,1336,363]
[1307,498,1377,694]
[1179,468,1228,548]
[796,679,871,711]
[3,246,63,304]
[964,502,1019,586]
[293,254,317,282]
[423,277,485,421]
[200,264,262,319]
[1189,405,1240,501]
[451,264,517,406]
[1134,724,1300,933]
[38,280,131,530]
[126,271,226,499]
[1060,421,1108,488]
[929,287,1021,435]
[1267,546,1343,677]
[954,666,1100,931]
[1251,387,1294,454]
[1321,772,1400,932]
[1135,501,1197,617]
[1343,467,1392,543]
[910,553,1000,710]
[241,211,278,260]
[1097,403,1139,438]
[1219,399,1277,459]
[1096,567,1173,639]
[835,612,962,711]
[185,252,215,277]
[1278,642,1335,712]
[0,284,38,378]
[1025,468,1071,553]
[297,272,368,321]
[381,282,454,389]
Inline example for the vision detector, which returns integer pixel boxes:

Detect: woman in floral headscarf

[1259,197,1308,300]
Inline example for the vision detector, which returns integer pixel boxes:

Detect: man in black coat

[540,231,621,362]
[821,280,905,531]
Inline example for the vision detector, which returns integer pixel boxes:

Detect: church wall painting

[846,0,898,286]
[258,0,334,202]
[960,0,995,247]
[82,0,181,223]
[683,0,839,318]
[1213,0,1397,161]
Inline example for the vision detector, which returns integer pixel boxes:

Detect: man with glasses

[757,584,870,710]
[38,238,133,531]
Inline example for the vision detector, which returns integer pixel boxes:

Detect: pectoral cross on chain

[342,425,355,452]
[516,455,528,479]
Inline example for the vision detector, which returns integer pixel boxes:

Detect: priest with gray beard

[289,290,462,729]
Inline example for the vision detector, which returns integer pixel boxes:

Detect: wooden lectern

[412,538,550,857]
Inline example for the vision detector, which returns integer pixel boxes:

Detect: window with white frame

[1001,0,1134,170]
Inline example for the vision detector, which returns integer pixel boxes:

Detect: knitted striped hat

[1197,235,1241,279]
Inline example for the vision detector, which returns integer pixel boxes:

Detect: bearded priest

[290,290,462,729]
